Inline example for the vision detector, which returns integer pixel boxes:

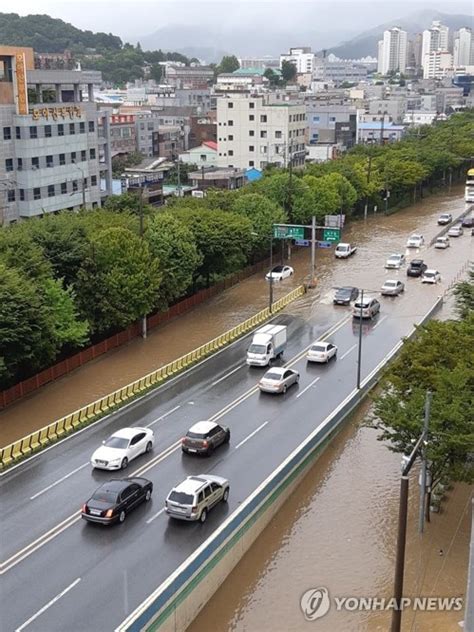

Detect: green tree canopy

[217,55,240,74]
[281,60,297,82]
[231,193,287,255]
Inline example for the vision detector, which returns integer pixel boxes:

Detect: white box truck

[246,324,287,367]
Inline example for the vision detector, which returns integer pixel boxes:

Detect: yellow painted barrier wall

[0,285,305,469]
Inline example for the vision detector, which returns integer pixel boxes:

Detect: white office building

[453,28,473,67]
[280,47,316,74]
[377,28,408,75]
[423,51,454,79]
[422,21,449,61]
[217,93,306,170]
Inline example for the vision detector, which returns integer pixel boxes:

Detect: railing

[0,285,306,470]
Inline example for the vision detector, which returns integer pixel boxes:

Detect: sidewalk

[0,264,301,445]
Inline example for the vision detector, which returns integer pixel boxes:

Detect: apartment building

[280,47,316,74]
[367,97,407,123]
[164,65,214,89]
[306,104,357,149]
[423,51,454,79]
[217,93,306,170]
[377,27,408,74]
[0,45,112,225]
[453,28,473,67]
[313,60,368,84]
[109,113,136,156]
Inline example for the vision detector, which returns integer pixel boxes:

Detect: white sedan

[434,236,450,249]
[385,254,405,269]
[448,225,463,237]
[406,234,425,248]
[307,341,338,363]
[421,269,441,284]
[265,265,294,281]
[91,427,155,470]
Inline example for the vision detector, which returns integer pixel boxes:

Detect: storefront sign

[32,105,82,120]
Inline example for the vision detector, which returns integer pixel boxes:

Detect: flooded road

[0,185,471,445]
[189,388,472,632]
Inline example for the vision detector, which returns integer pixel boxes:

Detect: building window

[7,190,15,202]
[45,125,52,138]
[249,161,254,167]
[33,187,41,200]
[260,130,267,138]
[29,126,38,139]
[72,180,78,192]
[71,152,76,162]
[61,182,67,195]
[249,115,255,121]
[275,130,282,139]
[312,116,320,122]
[83,177,88,188]
[249,130,255,137]
[17,158,23,171]
[91,175,97,186]
[69,123,75,135]
[32,157,39,169]
[228,102,234,109]
[5,158,14,172]
[249,145,255,152]
[19,189,25,201]
[228,120,233,126]
[59,153,66,166]
[228,150,234,156]
[81,150,86,161]
[90,148,96,160]
[15,126,21,139]
[48,185,55,198]
[329,116,336,122]
[79,122,85,133]
[46,155,54,168]
[58,124,64,136]
[3,127,11,140]
[249,102,255,109]
[228,135,233,140]
[260,115,267,123]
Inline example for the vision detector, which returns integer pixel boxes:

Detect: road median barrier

[0,285,306,471]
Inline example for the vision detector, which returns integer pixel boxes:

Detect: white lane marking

[296,376,321,399]
[146,508,166,525]
[340,344,357,361]
[234,422,268,450]
[146,405,181,428]
[373,315,388,330]
[211,365,243,386]
[15,577,81,632]
[30,463,89,501]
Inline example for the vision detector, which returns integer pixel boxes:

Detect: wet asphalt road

[1,207,472,632]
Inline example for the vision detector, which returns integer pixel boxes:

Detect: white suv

[165,475,230,523]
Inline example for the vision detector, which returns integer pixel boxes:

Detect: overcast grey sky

[2,0,472,41]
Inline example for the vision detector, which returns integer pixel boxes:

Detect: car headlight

[109,458,121,464]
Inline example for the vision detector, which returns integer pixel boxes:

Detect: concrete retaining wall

[117,296,444,632]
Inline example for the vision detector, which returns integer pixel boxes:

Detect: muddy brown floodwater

[0,184,471,447]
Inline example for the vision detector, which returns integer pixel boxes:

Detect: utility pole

[287,145,293,217]
[139,185,147,339]
[269,227,274,313]
[364,154,372,220]
[418,390,432,533]
[356,289,364,389]
[310,215,316,287]
[177,158,181,197]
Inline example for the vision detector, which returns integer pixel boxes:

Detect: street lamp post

[356,289,364,389]
[72,161,87,208]
[269,227,274,313]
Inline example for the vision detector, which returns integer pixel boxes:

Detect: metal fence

[0,285,306,470]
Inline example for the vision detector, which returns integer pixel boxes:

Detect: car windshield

[169,491,194,505]
[389,256,400,261]
[336,288,351,296]
[384,281,397,287]
[424,272,435,277]
[103,437,129,449]
[248,344,266,354]
[92,490,118,503]
[411,261,422,267]
[311,344,327,352]
[186,432,206,440]
[271,266,284,273]
[263,372,282,381]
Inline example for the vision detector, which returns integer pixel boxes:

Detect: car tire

[206,445,214,457]
[145,441,153,453]
[223,488,230,502]
[225,431,230,444]
[333,352,337,360]
[282,384,288,394]
[295,375,300,384]
[200,508,207,523]
[145,489,152,502]
[119,510,126,523]
[121,457,128,470]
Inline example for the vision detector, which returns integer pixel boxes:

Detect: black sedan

[333,286,359,305]
[461,217,474,228]
[407,259,427,277]
[82,477,153,525]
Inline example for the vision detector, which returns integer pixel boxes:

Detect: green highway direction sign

[273,225,305,240]
[323,227,341,242]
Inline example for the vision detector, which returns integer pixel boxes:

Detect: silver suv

[165,475,230,523]
[352,297,380,319]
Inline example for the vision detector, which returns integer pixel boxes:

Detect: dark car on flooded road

[333,286,359,305]
[82,477,153,525]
